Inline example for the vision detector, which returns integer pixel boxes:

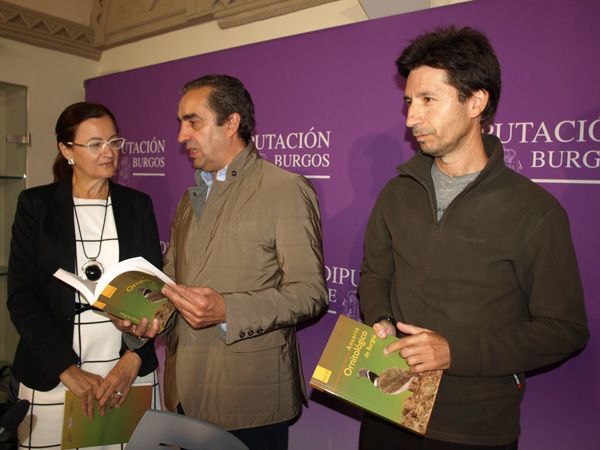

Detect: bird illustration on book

[358,367,415,395]
[137,287,165,303]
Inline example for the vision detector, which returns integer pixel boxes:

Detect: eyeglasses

[66,137,126,153]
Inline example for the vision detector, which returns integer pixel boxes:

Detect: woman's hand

[95,350,142,415]
[59,365,103,418]
[109,315,160,339]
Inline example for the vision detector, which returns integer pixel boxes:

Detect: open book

[54,256,175,333]
[310,314,442,435]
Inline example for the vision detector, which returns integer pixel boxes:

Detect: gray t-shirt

[431,163,479,221]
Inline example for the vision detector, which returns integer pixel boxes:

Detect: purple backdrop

[86,0,599,448]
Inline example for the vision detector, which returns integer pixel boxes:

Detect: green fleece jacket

[359,134,589,445]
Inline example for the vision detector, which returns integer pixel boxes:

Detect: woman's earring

[67,158,75,166]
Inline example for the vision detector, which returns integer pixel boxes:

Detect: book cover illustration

[53,256,175,332]
[61,385,152,449]
[310,314,442,435]
[96,270,175,333]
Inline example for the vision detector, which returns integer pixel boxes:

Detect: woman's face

[60,115,120,184]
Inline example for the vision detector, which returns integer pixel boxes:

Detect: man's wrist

[372,314,396,327]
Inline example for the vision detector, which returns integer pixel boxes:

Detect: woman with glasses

[7,102,162,449]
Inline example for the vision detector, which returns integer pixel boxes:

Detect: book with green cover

[53,256,175,333]
[310,314,442,435]
[61,385,152,449]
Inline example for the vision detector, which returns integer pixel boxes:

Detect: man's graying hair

[183,74,256,145]
[396,26,501,127]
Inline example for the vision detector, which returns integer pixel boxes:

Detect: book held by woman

[54,256,175,333]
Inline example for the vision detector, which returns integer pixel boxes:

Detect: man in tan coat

[157,74,327,449]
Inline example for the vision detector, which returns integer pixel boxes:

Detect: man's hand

[161,284,226,329]
[373,319,396,339]
[384,321,451,373]
[59,365,103,418]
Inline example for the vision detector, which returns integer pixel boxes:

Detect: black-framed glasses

[66,137,126,154]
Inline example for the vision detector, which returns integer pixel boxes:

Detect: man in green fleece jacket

[358,26,589,450]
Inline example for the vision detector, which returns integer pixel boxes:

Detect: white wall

[0,38,98,187]
[97,0,470,75]
[97,0,368,76]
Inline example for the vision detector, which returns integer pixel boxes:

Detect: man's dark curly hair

[396,26,501,127]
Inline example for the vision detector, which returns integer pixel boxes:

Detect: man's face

[177,86,230,172]
[404,66,478,158]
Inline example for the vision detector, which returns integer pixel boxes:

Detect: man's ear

[469,89,489,119]
[225,113,241,138]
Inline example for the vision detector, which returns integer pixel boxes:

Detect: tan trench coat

[163,144,328,430]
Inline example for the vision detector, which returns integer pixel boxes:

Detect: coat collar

[193,142,261,188]
[398,133,505,183]
[225,142,261,181]
[52,180,77,272]
[109,182,134,261]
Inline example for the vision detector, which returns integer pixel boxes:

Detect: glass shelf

[1,80,27,363]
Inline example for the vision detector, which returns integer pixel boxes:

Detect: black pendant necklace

[73,189,110,281]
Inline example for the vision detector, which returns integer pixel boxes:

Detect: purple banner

[86,0,599,448]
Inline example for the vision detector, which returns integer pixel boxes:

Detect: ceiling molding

[213,0,339,29]
[0,0,341,60]
[358,0,432,19]
[0,0,101,60]
[91,0,205,49]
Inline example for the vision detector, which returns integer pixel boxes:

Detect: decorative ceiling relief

[0,0,337,60]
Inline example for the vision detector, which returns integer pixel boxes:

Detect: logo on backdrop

[503,148,523,173]
[117,137,167,184]
[487,117,600,184]
[252,127,332,180]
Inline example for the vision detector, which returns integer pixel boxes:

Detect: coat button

[239,331,246,338]
[256,328,263,335]
[231,170,237,176]
[247,330,254,336]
